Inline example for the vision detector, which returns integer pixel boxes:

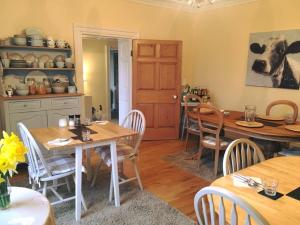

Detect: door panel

[133,39,182,140]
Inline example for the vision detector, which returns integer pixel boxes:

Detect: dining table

[30,122,138,221]
[211,156,300,224]
[190,110,300,142]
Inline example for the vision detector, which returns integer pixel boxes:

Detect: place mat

[235,121,264,128]
[256,114,285,121]
[286,187,300,201]
[200,108,214,114]
[258,190,284,200]
[69,126,97,137]
[240,116,282,127]
[285,125,300,132]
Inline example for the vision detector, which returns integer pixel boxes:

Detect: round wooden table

[0,187,55,225]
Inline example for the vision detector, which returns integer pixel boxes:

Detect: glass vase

[0,173,11,210]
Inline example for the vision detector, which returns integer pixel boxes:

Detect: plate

[24,53,37,62]
[38,54,52,63]
[54,55,65,62]
[25,71,47,83]
[235,121,264,128]
[8,53,23,60]
[3,75,25,90]
[257,114,285,121]
[200,108,214,114]
[285,125,300,132]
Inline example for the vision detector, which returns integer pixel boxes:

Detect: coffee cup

[68,86,76,93]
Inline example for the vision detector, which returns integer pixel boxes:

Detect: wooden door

[132,40,182,140]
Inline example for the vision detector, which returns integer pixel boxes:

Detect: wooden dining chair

[194,186,270,225]
[223,138,265,176]
[266,100,298,123]
[91,110,146,202]
[17,122,87,209]
[196,103,229,176]
[184,94,201,152]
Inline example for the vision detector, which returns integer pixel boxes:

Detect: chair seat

[279,148,300,156]
[95,144,135,167]
[202,135,229,148]
[29,155,81,179]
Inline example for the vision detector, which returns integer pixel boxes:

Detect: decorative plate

[285,125,300,132]
[235,121,264,128]
[54,55,65,62]
[8,53,23,60]
[25,71,48,83]
[257,115,285,121]
[24,53,37,62]
[38,54,52,64]
[200,108,214,114]
[52,74,69,87]
[3,75,25,90]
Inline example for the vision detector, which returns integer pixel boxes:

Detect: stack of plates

[10,60,27,68]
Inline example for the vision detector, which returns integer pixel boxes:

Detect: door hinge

[131,50,133,57]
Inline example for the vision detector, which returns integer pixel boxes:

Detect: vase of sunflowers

[0,131,27,210]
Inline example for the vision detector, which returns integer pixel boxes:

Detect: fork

[233,174,264,188]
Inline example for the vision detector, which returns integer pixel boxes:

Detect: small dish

[235,121,264,128]
[285,125,300,132]
[257,115,285,121]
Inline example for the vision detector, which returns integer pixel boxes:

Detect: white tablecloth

[0,186,55,225]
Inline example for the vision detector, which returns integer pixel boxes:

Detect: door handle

[172,95,178,100]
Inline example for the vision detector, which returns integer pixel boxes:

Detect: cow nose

[252,60,266,73]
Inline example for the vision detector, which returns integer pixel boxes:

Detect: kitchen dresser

[0,93,82,134]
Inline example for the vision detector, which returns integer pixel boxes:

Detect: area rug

[162,147,223,182]
[11,168,195,225]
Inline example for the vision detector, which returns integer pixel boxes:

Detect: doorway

[82,38,119,122]
[73,25,139,124]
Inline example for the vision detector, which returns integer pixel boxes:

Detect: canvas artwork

[246,29,300,90]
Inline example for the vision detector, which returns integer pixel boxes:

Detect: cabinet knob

[23,104,27,107]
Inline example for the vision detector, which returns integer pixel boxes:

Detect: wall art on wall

[246,29,300,90]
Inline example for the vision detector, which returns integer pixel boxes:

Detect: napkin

[93,120,109,125]
[47,138,72,146]
[232,175,262,188]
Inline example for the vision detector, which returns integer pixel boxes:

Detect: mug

[68,86,76,93]
[39,62,45,68]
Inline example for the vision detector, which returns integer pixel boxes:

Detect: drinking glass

[284,114,294,125]
[244,105,256,122]
[81,129,91,142]
[263,178,278,196]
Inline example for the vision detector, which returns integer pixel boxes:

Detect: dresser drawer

[8,100,41,111]
[51,97,79,108]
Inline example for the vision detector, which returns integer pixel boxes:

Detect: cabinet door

[9,111,47,134]
[47,108,80,127]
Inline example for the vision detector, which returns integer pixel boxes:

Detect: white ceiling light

[187,0,216,8]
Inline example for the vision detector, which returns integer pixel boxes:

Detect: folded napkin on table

[232,175,262,188]
[47,138,72,146]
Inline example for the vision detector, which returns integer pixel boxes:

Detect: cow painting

[246,30,300,90]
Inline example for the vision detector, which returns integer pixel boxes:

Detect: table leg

[75,146,83,221]
[110,141,120,207]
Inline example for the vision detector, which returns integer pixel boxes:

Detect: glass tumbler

[82,129,91,142]
[263,178,278,196]
[245,105,256,122]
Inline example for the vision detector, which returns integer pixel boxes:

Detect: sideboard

[0,93,83,134]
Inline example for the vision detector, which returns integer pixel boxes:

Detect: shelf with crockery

[2,67,75,71]
[0,45,71,52]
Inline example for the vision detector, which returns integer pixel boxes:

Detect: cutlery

[233,174,263,188]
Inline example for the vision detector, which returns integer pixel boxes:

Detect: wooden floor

[123,139,210,221]
[13,139,210,222]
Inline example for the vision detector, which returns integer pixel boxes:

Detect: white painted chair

[223,138,265,176]
[17,122,87,209]
[194,186,270,225]
[91,110,146,201]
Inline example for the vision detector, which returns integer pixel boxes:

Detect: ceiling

[129,0,257,11]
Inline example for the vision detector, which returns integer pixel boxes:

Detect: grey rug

[12,168,195,225]
[162,147,223,181]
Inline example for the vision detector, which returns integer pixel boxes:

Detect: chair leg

[185,132,190,152]
[42,181,47,196]
[85,149,92,182]
[109,174,114,202]
[65,177,71,193]
[91,159,103,188]
[214,148,220,177]
[197,145,205,168]
[132,159,143,191]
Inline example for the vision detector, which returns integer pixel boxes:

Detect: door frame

[73,24,139,118]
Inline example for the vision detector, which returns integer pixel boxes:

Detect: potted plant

[0,131,27,209]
